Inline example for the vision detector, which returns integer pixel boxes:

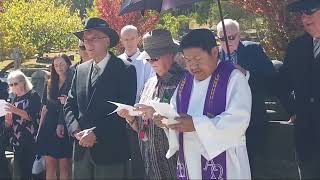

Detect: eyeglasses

[9,82,20,87]
[83,37,108,43]
[218,33,238,41]
[299,8,320,16]
[79,46,86,50]
[146,58,160,63]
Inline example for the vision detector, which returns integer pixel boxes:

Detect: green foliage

[0,0,82,59]
[156,12,189,39]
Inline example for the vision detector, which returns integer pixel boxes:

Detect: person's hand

[77,129,96,148]
[234,64,247,76]
[58,95,67,105]
[41,105,47,118]
[153,113,167,128]
[117,109,135,122]
[5,112,13,126]
[4,103,19,115]
[56,124,65,138]
[168,114,195,132]
[135,104,155,120]
[288,114,296,125]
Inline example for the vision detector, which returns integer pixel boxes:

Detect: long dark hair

[47,54,71,101]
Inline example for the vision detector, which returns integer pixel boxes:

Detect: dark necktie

[127,57,132,62]
[314,38,320,59]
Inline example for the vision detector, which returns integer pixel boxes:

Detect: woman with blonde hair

[4,70,41,180]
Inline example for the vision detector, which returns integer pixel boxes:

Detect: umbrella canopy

[120,0,204,15]
[119,0,232,57]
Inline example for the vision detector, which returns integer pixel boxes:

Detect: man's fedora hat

[73,17,119,48]
[288,0,320,12]
[142,29,179,59]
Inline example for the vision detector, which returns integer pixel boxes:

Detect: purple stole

[176,61,235,180]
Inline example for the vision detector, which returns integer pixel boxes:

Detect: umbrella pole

[216,0,231,59]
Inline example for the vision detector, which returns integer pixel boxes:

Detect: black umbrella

[119,0,232,57]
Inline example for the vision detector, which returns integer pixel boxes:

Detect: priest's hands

[168,114,195,132]
[75,128,97,148]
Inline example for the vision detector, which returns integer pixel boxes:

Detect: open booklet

[106,101,180,125]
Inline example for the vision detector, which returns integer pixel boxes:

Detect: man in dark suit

[216,19,275,178]
[64,17,137,179]
[276,0,320,178]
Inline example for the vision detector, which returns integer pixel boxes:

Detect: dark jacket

[276,34,320,162]
[64,52,137,165]
[222,41,276,156]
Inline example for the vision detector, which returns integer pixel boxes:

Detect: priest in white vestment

[154,29,252,180]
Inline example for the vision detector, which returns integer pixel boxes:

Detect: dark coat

[222,41,276,156]
[64,52,137,165]
[276,33,320,162]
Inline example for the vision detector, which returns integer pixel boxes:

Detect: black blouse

[10,90,41,151]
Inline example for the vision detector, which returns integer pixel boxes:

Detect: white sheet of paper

[0,99,8,117]
[150,101,179,119]
[161,118,180,125]
[107,101,142,116]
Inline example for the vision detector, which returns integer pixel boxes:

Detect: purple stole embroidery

[176,61,235,180]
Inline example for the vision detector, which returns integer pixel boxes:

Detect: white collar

[124,48,141,60]
[93,53,110,73]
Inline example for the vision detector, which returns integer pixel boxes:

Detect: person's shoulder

[288,33,312,48]
[110,53,135,72]
[241,41,261,48]
[118,53,126,60]
[29,89,41,100]
[77,60,92,70]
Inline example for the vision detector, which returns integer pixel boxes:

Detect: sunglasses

[218,33,238,41]
[299,8,320,16]
[9,82,19,87]
[79,46,86,51]
[146,58,160,63]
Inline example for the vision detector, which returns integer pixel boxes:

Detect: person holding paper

[118,29,185,179]
[64,17,137,179]
[155,29,252,179]
[5,70,41,180]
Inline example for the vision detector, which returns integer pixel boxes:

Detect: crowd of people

[0,0,319,179]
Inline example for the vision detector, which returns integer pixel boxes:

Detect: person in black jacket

[276,0,320,178]
[216,19,276,178]
[0,80,10,179]
[64,17,137,179]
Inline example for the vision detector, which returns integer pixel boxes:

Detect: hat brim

[288,0,320,12]
[73,27,119,48]
[145,42,180,59]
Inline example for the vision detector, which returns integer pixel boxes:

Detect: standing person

[5,71,41,180]
[64,17,137,179]
[118,25,155,102]
[217,19,275,178]
[157,29,251,179]
[276,0,320,178]
[118,29,185,179]
[37,54,73,180]
[0,80,10,179]
[71,40,91,70]
[118,25,154,179]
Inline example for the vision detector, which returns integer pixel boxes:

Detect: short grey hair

[216,19,240,35]
[120,25,139,36]
[7,70,33,93]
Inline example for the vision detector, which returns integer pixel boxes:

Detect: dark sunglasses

[218,34,238,41]
[299,8,320,16]
[79,46,86,50]
[146,58,160,63]
[9,82,19,87]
